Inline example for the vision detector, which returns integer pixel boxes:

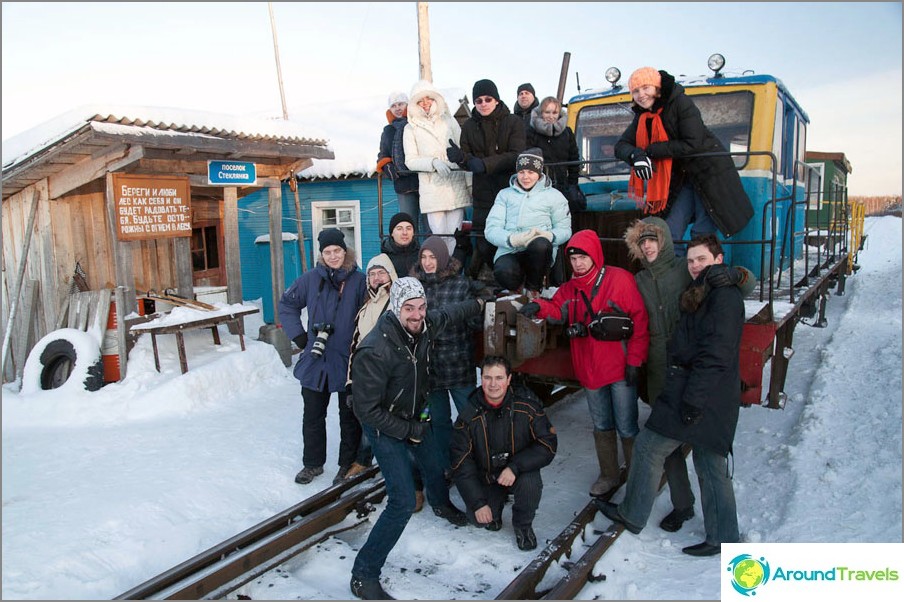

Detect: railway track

[115,450,682,600]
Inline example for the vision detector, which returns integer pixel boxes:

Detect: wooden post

[224,186,244,334]
[268,2,290,120]
[114,285,128,381]
[289,174,309,272]
[557,52,571,104]
[2,188,39,378]
[417,2,432,82]
[105,173,137,316]
[224,186,243,305]
[268,186,285,325]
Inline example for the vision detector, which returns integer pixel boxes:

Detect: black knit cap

[472,79,500,101]
[389,212,416,233]
[517,83,535,96]
[566,246,590,256]
[318,228,347,252]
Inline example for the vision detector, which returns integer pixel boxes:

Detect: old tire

[22,328,104,393]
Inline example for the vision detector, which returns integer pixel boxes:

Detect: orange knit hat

[628,67,662,92]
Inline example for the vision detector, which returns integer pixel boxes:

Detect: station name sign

[113,173,192,241]
[207,160,257,186]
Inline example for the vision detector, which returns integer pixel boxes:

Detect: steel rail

[114,466,381,599]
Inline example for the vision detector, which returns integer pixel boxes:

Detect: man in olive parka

[624,216,755,533]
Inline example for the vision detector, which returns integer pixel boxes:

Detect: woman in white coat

[403,80,472,257]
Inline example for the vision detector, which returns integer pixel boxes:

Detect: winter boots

[590,430,620,497]
[294,465,323,485]
[350,576,395,600]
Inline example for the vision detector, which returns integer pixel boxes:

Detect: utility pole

[417,1,432,82]
[268,2,289,119]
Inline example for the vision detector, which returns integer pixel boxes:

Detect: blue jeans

[618,428,739,545]
[352,423,452,579]
[665,183,717,256]
[585,381,639,438]
[396,191,431,235]
[427,386,472,472]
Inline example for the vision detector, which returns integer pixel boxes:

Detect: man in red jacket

[519,229,649,498]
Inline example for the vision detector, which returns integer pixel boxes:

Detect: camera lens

[310,330,330,359]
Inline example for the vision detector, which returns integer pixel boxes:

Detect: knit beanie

[420,235,450,271]
[389,277,426,318]
[387,91,408,107]
[389,212,416,234]
[472,79,500,101]
[516,148,545,175]
[566,246,590,257]
[628,67,662,92]
[318,228,347,252]
[517,83,535,96]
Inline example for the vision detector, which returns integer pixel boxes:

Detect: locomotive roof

[568,73,809,123]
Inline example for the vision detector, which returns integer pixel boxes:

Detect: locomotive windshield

[574,90,755,175]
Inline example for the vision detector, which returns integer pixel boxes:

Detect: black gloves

[519,302,541,318]
[345,393,354,409]
[625,365,639,387]
[475,286,496,303]
[293,333,308,350]
[706,264,744,288]
[446,139,464,164]
[408,421,428,444]
[467,157,486,174]
[383,162,399,181]
[630,150,653,180]
[680,402,703,426]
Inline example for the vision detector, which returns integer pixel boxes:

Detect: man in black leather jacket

[451,356,557,552]
[349,277,483,600]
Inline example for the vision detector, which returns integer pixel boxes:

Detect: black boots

[594,499,642,535]
[432,503,468,526]
[350,576,395,600]
[659,506,695,532]
[515,525,537,550]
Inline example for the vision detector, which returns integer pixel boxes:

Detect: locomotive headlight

[605,67,621,87]
[708,53,726,77]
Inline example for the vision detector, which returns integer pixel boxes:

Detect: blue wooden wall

[237,177,405,315]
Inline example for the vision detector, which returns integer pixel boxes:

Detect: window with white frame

[310,200,363,267]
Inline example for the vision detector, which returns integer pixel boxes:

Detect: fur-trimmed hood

[624,216,674,266]
[407,79,451,125]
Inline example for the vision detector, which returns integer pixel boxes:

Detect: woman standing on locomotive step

[403,79,472,258]
[615,67,753,255]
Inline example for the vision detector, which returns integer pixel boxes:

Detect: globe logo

[727,554,770,596]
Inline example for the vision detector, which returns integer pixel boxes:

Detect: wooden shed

[2,108,333,383]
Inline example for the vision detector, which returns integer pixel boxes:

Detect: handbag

[578,278,635,342]
[588,301,634,341]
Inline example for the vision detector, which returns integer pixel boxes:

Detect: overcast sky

[2,2,901,196]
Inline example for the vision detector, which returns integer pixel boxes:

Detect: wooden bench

[130,307,259,374]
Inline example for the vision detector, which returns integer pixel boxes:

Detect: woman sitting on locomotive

[615,67,753,255]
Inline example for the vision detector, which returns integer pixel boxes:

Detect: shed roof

[2,105,334,200]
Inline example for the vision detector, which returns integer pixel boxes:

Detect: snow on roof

[1,104,332,170]
[2,88,469,181]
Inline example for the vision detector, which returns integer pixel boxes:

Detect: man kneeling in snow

[450,355,558,551]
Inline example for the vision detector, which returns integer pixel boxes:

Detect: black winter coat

[351,299,481,441]
[614,70,753,236]
[381,235,421,279]
[643,266,744,456]
[451,386,557,513]
[459,101,527,210]
[527,113,580,190]
[379,115,419,195]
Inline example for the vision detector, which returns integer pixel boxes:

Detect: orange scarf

[628,110,672,214]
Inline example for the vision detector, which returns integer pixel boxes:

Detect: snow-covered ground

[2,216,901,600]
